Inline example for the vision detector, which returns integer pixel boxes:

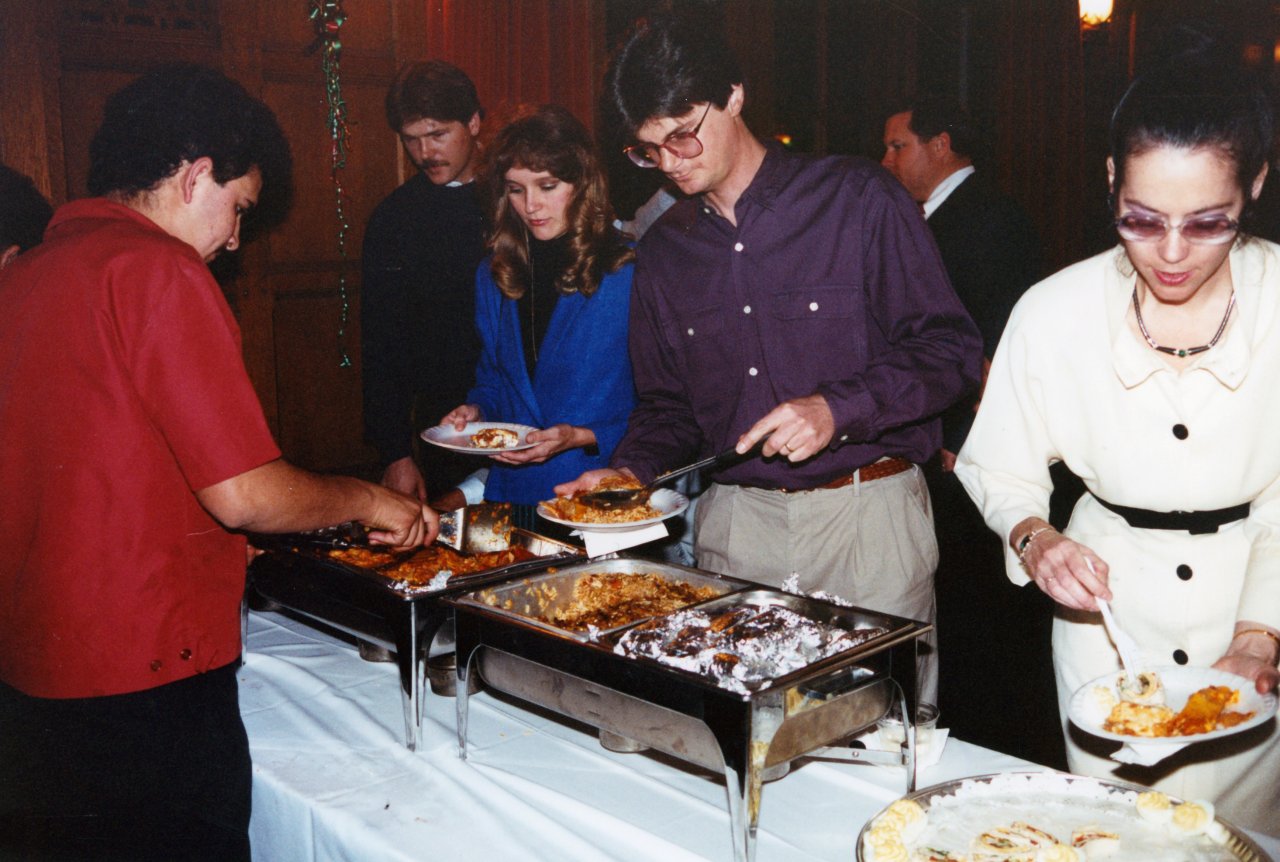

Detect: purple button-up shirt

[611,146,983,490]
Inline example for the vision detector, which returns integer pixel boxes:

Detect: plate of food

[421,422,539,453]
[857,771,1265,862]
[1068,665,1277,746]
[538,485,689,533]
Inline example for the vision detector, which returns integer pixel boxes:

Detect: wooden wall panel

[986,0,1088,272]
[263,77,394,270]
[424,0,605,133]
[272,288,369,470]
[56,69,134,200]
[0,2,63,201]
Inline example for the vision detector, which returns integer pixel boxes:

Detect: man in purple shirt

[558,15,981,701]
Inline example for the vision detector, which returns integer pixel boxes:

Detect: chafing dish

[447,559,931,862]
[246,527,581,749]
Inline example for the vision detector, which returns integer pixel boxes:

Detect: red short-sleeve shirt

[0,199,281,698]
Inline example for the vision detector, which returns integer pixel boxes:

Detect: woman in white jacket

[955,51,1280,832]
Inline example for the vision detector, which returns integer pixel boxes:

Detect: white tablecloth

[240,611,1280,862]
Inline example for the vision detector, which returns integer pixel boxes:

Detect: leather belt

[1091,492,1250,535]
[778,457,913,493]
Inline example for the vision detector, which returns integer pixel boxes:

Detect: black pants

[925,458,1067,770]
[0,663,251,862]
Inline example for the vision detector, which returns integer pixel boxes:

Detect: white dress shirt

[923,165,975,219]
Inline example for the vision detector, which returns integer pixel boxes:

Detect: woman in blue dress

[440,105,636,521]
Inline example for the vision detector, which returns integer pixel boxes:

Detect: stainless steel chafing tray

[246,527,581,750]
[447,562,931,862]
[459,557,744,641]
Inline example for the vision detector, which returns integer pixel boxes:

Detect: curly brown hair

[487,105,633,300]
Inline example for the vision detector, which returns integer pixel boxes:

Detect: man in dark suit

[883,95,1062,767]
[883,95,1042,458]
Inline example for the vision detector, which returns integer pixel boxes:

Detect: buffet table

[240,610,1280,861]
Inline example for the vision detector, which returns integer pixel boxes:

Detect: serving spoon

[577,439,766,509]
[1084,558,1143,687]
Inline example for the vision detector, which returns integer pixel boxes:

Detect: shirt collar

[923,166,975,219]
[697,141,787,220]
[1110,242,1258,391]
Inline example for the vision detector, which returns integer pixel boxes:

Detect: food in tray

[327,545,536,590]
[1098,675,1254,738]
[527,572,719,631]
[326,546,403,568]
[614,603,887,693]
[470,426,521,448]
[542,476,662,523]
[861,774,1237,862]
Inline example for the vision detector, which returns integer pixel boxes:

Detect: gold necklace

[1132,286,1235,358]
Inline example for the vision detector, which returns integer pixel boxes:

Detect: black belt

[1091,493,1249,535]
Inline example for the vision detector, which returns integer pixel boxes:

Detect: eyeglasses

[623,103,712,169]
[1114,213,1240,245]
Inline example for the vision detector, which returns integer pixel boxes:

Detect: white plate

[857,771,1265,862]
[421,422,539,454]
[1068,664,1278,745]
[537,487,689,533]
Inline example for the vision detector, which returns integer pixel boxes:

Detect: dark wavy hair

[88,63,292,228]
[385,60,482,131]
[486,105,633,300]
[0,165,53,252]
[1110,50,1274,231]
[603,13,743,138]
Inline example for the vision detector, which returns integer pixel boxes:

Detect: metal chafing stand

[448,558,930,862]
[246,529,580,750]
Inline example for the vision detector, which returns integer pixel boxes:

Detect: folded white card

[579,522,669,558]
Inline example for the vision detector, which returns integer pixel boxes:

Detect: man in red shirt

[0,64,435,861]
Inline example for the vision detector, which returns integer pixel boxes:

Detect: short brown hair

[385,60,481,131]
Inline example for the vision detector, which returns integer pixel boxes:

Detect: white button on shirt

[748,367,758,376]
[809,302,819,311]
[734,242,744,252]
[743,306,751,314]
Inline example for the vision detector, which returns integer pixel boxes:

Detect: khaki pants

[694,466,939,704]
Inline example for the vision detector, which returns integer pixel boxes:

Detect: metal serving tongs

[286,502,513,555]
[576,439,766,510]
[436,502,513,552]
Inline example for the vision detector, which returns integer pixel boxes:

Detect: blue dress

[466,257,636,505]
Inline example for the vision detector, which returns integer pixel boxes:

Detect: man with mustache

[362,60,488,505]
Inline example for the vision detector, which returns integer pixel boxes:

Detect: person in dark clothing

[883,95,1060,767]
[0,163,53,268]
[560,16,983,705]
[362,60,488,503]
